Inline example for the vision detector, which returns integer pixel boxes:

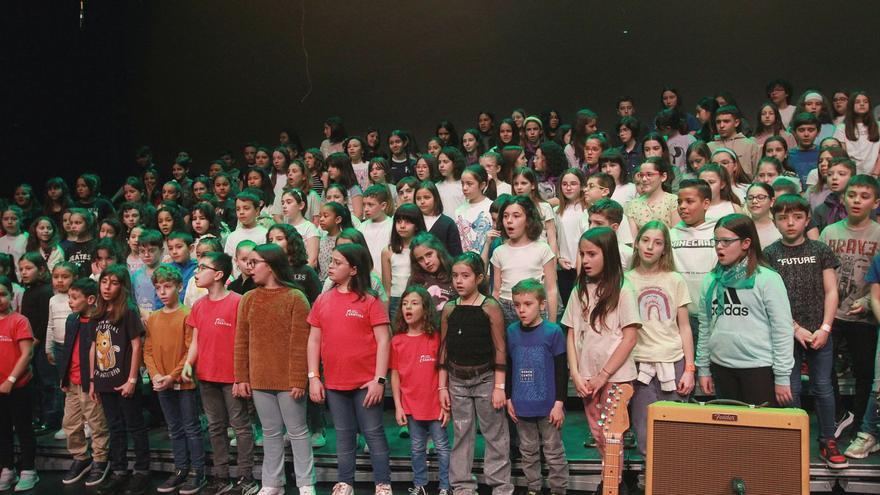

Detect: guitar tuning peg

[600,412,606,420]
[597,419,604,427]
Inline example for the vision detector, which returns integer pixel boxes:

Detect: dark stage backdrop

[6,1,880,196]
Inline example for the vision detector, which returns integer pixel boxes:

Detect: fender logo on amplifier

[712,413,738,422]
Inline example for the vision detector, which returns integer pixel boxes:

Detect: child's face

[662,90,678,109]
[415,188,436,216]
[400,291,426,328]
[713,152,738,181]
[618,100,634,116]
[639,163,666,195]
[14,187,30,207]
[162,184,179,201]
[325,187,346,205]
[795,125,819,148]
[248,251,275,286]
[699,171,723,201]
[35,219,53,243]
[415,159,431,181]
[193,181,208,200]
[68,214,86,237]
[75,178,90,199]
[395,218,416,239]
[190,210,208,235]
[637,228,666,267]
[318,207,341,231]
[235,199,258,227]
[281,194,302,219]
[171,163,186,181]
[366,131,379,148]
[817,151,833,179]
[412,245,440,274]
[123,184,142,203]
[246,172,262,189]
[347,139,364,160]
[769,85,788,106]
[167,238,190,264]
[18,260,38,285]
[327,165,341,181]
[502,204,527,240]
[426,140,442,157]
[452,262,482,296]
[756,163,780,184]
[52,267,74,293]
[214,177,231,199]
[643,140,663,158]
[122,208,140,229]
[99,222,116,239]
[67,288,93,313]
[583,177,609,205]
[498,123,515,144]
[833,92,849,115]
[194,258,219,289]
[478,113,493,133]
[600,161,623,182]
[578,239,604,278]
[759,106,776,127]
[208,163,224,177]
[687,152,707,173]
[715,114,739,138]
[2,211,20,235]
[94,248,116,273]
[139,244,162,268]
[369,163,387,183]
[327,250,356,284]
[588,213,616,230]
[512,175,533,196]
[480,156,500,178]
[774,210,809,243]
[268,229,288,252]
[236,247,254,276]
[362,196,386,220]
[460,172,483,201]
[157,211,174,235]
[714,226,750,266]
[154,280,181,307]
[559,173,582,201]
[48,185,63,201]
[287,164,305,187]
[804,99,823,116]
[854,94,871,115]
[677,187,710,226]
[388,135,404,155]
[128,227,142,252]
[462,133,478,153]
[272,151,287,171]
[397,184,414,205]
[438,154,454,178]
[828,165,853,193]
[618,126,633,144]
[746,187,773,218]
[143,172,157,190]
[584,139,603,165]
[763,140,787,162]
[254,151,270,167]
[0,285,11,314]
[513,291,544,326]
[844,185,879,221]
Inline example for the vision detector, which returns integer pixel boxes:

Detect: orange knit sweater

[233,286,310,390]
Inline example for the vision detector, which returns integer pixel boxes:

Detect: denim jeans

[252,390,315,488]
[157,389,205,472]
[100,389,150,473]
[859,331,880,437]
[790,335,835,441]
[389,296,401,324]
[33,348,61,428]
[408,417,450,489]
[325,388,390,485]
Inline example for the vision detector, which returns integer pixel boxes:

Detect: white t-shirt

[389,247,411,298]
[490,240,555,301]
[357,217,393,277]
[755,220,782,248]
[538,202,555,243]
[0,233,28,278]
[707,201,737,220]
[578,211,635,246]
[495,181,512,197]
[437,180,465,217]
[352,161,370,191]
[556,203,584,264]
[834,123,880,175]
[779,105,796,129]
[224,224,269,277]
[291,219,321,242]
[611,183,638,207]
[454,197,493,253]
[423,215,439,231]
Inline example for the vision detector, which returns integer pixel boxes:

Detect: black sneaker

[179,470,207,495]
[124,472,151,495]
[158,469,188,493]
[583,430,597,448]
[62,458,92,484]
[97,472,129,495]
[226,475,259,495]
[85,462,110,487]
[203,476,233,495]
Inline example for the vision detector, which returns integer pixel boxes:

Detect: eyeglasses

[584,183,607,191]
[712,237,742,247]
[746,194,770,202]
[246,259,267,268]
[196,264,217,272]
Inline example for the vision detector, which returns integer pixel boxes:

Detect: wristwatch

[308,371,319,379]
[6,375,16,384]
[376,376,387,385]
[128,377,137,385]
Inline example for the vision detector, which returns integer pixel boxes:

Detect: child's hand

[89,383,99,403]
[506,399,518,423]
[309,378,325,404]
[677,370,695,396]
[115,380,135,398]
[486,229,501,241]
[848,300,868,316]
[558,258,573,270]
[439,409,450,427]
[395,407,407,426]
[233,382,252,399]
[152,375,169,391]
[439,388,451,412]
[46,352,56,365]
[0,380,12,395]
[572,375,590,398]
[549,401,565,429]
[61,385,69,393]
[775,384,793,406]
[794,326,813,349]
[181,363,193,382]
[289,387,305,400]
[810,329,829,350]
[587,374,608,396]
[699,375,714,396]
[360,380,385,408]
[491,387,505,410]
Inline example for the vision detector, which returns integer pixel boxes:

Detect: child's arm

[764,275,795,405]
[390,369,407,426]
[543,258,558,321]
[492,265,502,300]
[351,195,364,220]
[811,267,839,350]
[363,323,390,407]
[45,308,56,360]
[115,336,141,398]
[0,338,33,396]
[307,325,324,404]
[544,218,559,258]
[232,296,251,398]
[484,299,507,410]
[676,305,695,395]
[566,324,589,397]
[182,327,198,382]
[169,322,194,383]
[89,340,97,401]
[306,235,319,269]
[142,320,160,386]
[381,247,392,298]
[438,304,452,414]
[695,279,714,394]
[287,294,310,398]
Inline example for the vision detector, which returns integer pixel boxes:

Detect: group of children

[1,80,880,495]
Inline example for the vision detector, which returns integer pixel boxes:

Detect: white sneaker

[256,487,284,495]
[332,482,354,495]
[375,483,392,495]
[53,429,67,440]
[84,423,92,439]
[13,470,39,492]
[0,468,17,491]
[845,432,880,459]
[299,486,317,495]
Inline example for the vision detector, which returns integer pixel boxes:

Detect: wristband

[438,387,448,391]
[685,364,697,373]
[128,377,137,385]
[494,383,505,390]
[820,323,832,334]
[307,371,319,379]
[6,375,16,384]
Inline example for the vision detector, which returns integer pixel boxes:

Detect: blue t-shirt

[507,320,566,417]
[132,266,162,311]
[865,253,880,285]
[789,147,819,189]
[169,259,197,302]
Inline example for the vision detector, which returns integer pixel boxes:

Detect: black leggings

[0,384,35,470]
[710,363,776,406]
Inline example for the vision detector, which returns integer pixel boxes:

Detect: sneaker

[124,472,151,495]
[230,437,237,447]
[408,486,427,495]
[623,430,637,449]
[583,430,597,448]
[255,488,284,495]
[637,473,646,490]
[32,423,50,436]
[375,483,392,495]
[845,432,880,459]
[835,410,855,439]
[820,439,850,468]
[204,476,233,495]
[13,470,39,492]
[84,423,92,439]
[427,439,435,455]
[180,470,208,495]
[54,428,67,440]
[332,482,354,495]
[97,472,129,495]
[85,462,110,487]
[228,476,260,495]
[311,431,326,448]
[399,426,410,438]
[253,425,264,447]
[158,469,189,493]
[62,458,92,484]
[0,468,17,491]
[438,490,450,495]
[299,486,317,495]
[526,491,538,495]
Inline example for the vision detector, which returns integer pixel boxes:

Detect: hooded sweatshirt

[670,218,718,314]
[708,133,761,178]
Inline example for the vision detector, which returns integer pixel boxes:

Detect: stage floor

[30,408,880,493]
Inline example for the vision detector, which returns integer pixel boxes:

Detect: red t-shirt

[390,332,441,420]
[307,287,390,390]
[68,316,87,385]
[0,312,33,388]
[186,291,241,383]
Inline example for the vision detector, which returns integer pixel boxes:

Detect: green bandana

[704,257,756,323]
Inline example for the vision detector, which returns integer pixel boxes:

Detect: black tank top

[445,298,494,367]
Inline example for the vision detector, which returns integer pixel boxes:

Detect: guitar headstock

[598,383,634,442]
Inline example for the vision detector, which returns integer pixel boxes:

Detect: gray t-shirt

[818,220,880,323]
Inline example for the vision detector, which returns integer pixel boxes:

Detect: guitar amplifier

[645,401,809,495]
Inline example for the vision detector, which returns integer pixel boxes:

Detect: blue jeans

[389,296,400,324]
[408,417,450,489]
[790,335,835,441]
[157,389,205,472]
[860,331,880,437]
[325,388,390,485]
